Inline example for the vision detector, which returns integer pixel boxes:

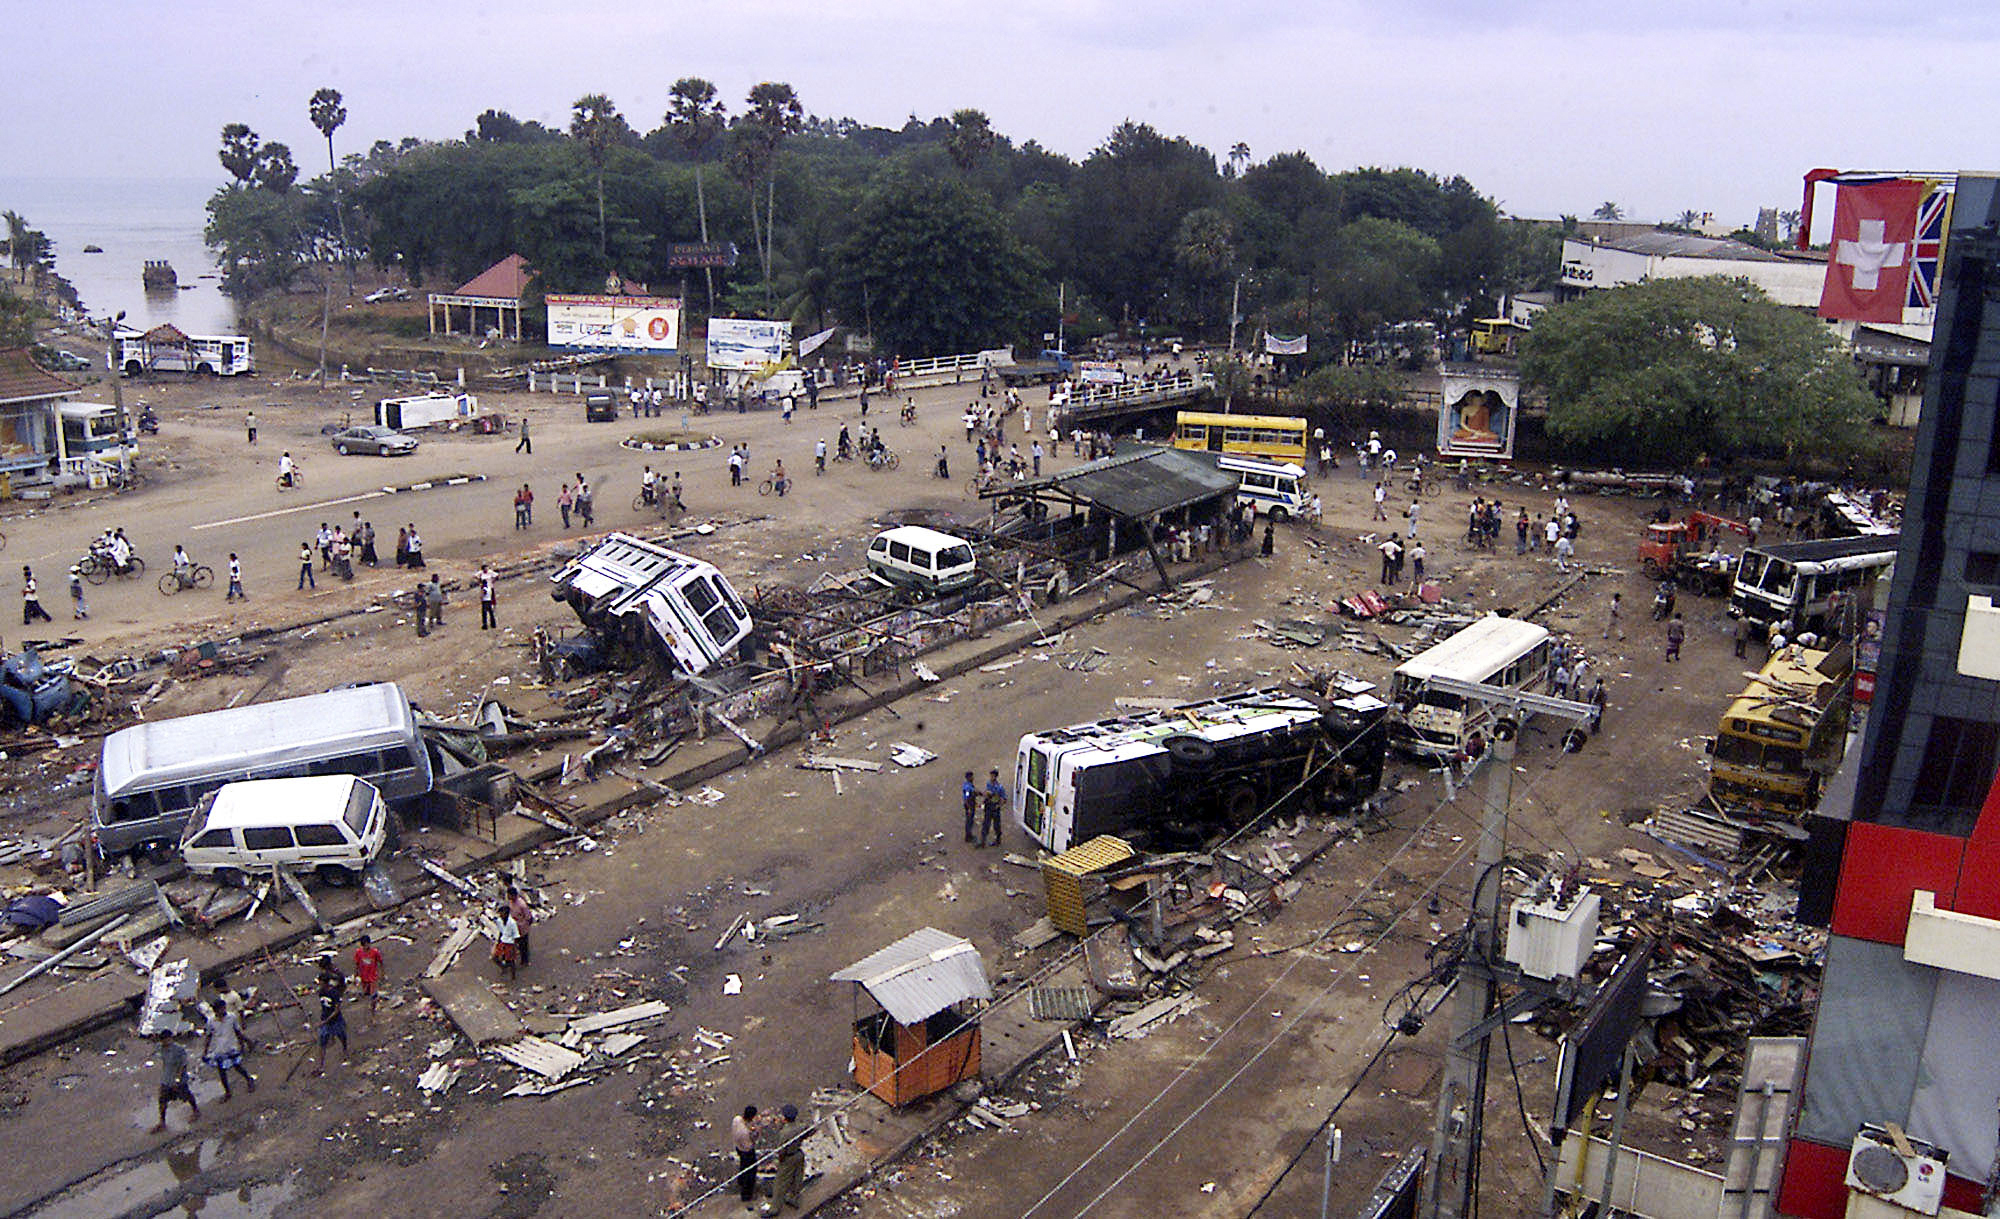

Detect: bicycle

[758,477,791,497]
[966,473,1003,497]
[158,565,215,596]
[79,551,146,585]
[277,468,306,491]
[865,450,899,472]
[1404,475,1441,499]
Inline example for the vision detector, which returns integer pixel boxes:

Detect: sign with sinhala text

[546,295,682,353]
[666,242,740,269]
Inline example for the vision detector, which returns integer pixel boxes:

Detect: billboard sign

[706,318,790,371]
[1435,368,1519,460]
[546,295,682,353]
[666,242,740,269]
[1079,360,1124,385]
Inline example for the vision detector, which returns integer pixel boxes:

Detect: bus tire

[1561,728,1588,753]
[1163,735,1217,766]
[1223,782,1261,825]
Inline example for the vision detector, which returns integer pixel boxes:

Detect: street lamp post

[102,311,129,467]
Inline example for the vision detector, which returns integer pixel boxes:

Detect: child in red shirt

[353,935,384,1016]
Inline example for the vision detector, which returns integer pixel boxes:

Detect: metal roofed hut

[830,928,990,1107]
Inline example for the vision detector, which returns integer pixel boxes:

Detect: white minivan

[179,775,391,884]
[1218,455,1308,519]
[865,526,979,595]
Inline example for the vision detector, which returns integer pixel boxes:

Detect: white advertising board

[547,295,682,353]
[705,318,791,371]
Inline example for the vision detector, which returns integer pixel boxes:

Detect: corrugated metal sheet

[831,927,990,1025]
[1017,446,1238,520]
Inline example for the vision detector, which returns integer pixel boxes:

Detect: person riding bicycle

[836,427,853,461]
[278,451,297,488]
[868,429,885,458]
[641,466,657,507]
[172,545,193,586]
[109,529,136,575]
[900,398,916,424]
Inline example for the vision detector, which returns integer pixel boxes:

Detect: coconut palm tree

[308,87,352,293]
[1676,208,1701,228]
[2,211,27,283]
[1227,142,1250,177]
[944,109,995,172]
[570,94,625,260]
[1591,201,1624,221]
[666,78,727,309]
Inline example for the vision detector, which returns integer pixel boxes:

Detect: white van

[866,526,979,595]
[179,775,390,884]
[1219,455,1308,519]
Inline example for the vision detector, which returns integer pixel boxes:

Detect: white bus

[93,682,432,860]
[1389,616,1553,758]
[114,332,254,377]
[1729,533,1898,635]
[1218,455,1310,520]
[1013,685,1389,854]
[551,532,753,676]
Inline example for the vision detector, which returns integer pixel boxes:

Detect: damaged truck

[549,532,753,676]
[1012,685,1390,854]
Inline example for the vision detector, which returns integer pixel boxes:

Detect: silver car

[330,425,418,456]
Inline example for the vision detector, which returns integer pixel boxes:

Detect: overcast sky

[10,0,1997,225]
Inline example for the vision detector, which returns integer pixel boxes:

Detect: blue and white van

[1219,455,1309,519]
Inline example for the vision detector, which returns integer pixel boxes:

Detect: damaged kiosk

[831,928,991,1107]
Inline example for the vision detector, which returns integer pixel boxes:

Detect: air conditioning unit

[1503,888,1599,980]
[1846,1124,1948,1215]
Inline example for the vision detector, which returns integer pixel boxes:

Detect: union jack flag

[1905,179,1954,317]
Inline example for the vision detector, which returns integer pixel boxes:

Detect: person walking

[575,478,594,528]
[1378,536,1402,585]
[733,1104,765,1208]
[245,410,257,444]
[514,485,531,530]
[1587,677,1607,734]
[815,438,827,475]
[1372,481,1388,521]
[1733,615,1751,659]
[1554,532,1575,572]
[68,565,87,618]
[1261,520,1275,557]
[1604,591,1625,640]
[1665,612,1685,662]
[729,447,746,488]
[310,957,348,1076]
[1516,509,1530,554]
[297,543,315,590]
[771,460,788,498]
[201,998,256,1100]
[506,885,534,967]
[492,902,520,980]
[936,445,950,480]
[359,521,377,566]
[353,934,384,1019]
[225,554,245,602]
[514,415,531,454]
[414,582,431,638]
[1409,540,1427,587]
[21,567,50,625]
[978,768,1007,847]
[479,564,498,630]
[558,484,574,529]
[961,770,978,843]
[762,1104,808,1216]
[149,1032,201,1132]
[1031,439,1044,477]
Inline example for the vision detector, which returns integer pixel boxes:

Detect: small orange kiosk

[831,928,991,1108]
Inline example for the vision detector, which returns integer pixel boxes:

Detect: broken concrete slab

[421,973,526,1046]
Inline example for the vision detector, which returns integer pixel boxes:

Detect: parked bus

[93,682,432,860]
[1728,533,1898,634]
[1709,646,1851,813]
[1389,615,1553,758]
[114,332,254,377]
[1013,685,1389,854]
[1171,411,1309,463]
[1218,454,1310,519]
[550,532,752,676]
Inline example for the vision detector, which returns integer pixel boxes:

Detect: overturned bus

[550,532,753,676]
[1013,685,1390,854]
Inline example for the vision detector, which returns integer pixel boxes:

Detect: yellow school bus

[1708,647,1850,813]
[1171,412,1309,462]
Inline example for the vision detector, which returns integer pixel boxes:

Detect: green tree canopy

[833,175,1044,355]
[1519,276,1878,464]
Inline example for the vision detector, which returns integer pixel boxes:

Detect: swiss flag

[1818,179,1925,323]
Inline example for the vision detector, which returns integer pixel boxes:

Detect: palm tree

[1591,201,1624,221]
[944,109,995,172]
[1779,209,1803,243]
[1676,208,1701,228]
[2,211,27,283]
[570,93,624,260]
[666,78,727,310]
[308,87,351,293]
[1227,142,1250,177]
[219,123,262,185]
[741,82,803,295]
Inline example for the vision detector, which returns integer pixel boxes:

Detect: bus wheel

[1561,728,1589,753]
[1164,735,1217,767]
[1223,782,1262,825]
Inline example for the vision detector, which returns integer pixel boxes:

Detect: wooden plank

[425,923,480,978]
[421,973,526,1046]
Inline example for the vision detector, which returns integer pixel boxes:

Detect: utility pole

[102,311,128,464]
[1422,721,1517,1219]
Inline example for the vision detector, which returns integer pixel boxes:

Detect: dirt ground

[0,363,1770,1218]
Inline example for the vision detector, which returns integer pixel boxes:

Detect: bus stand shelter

[830,927,990,1107]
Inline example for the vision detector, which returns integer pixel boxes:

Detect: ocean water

[0,176,238,334]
